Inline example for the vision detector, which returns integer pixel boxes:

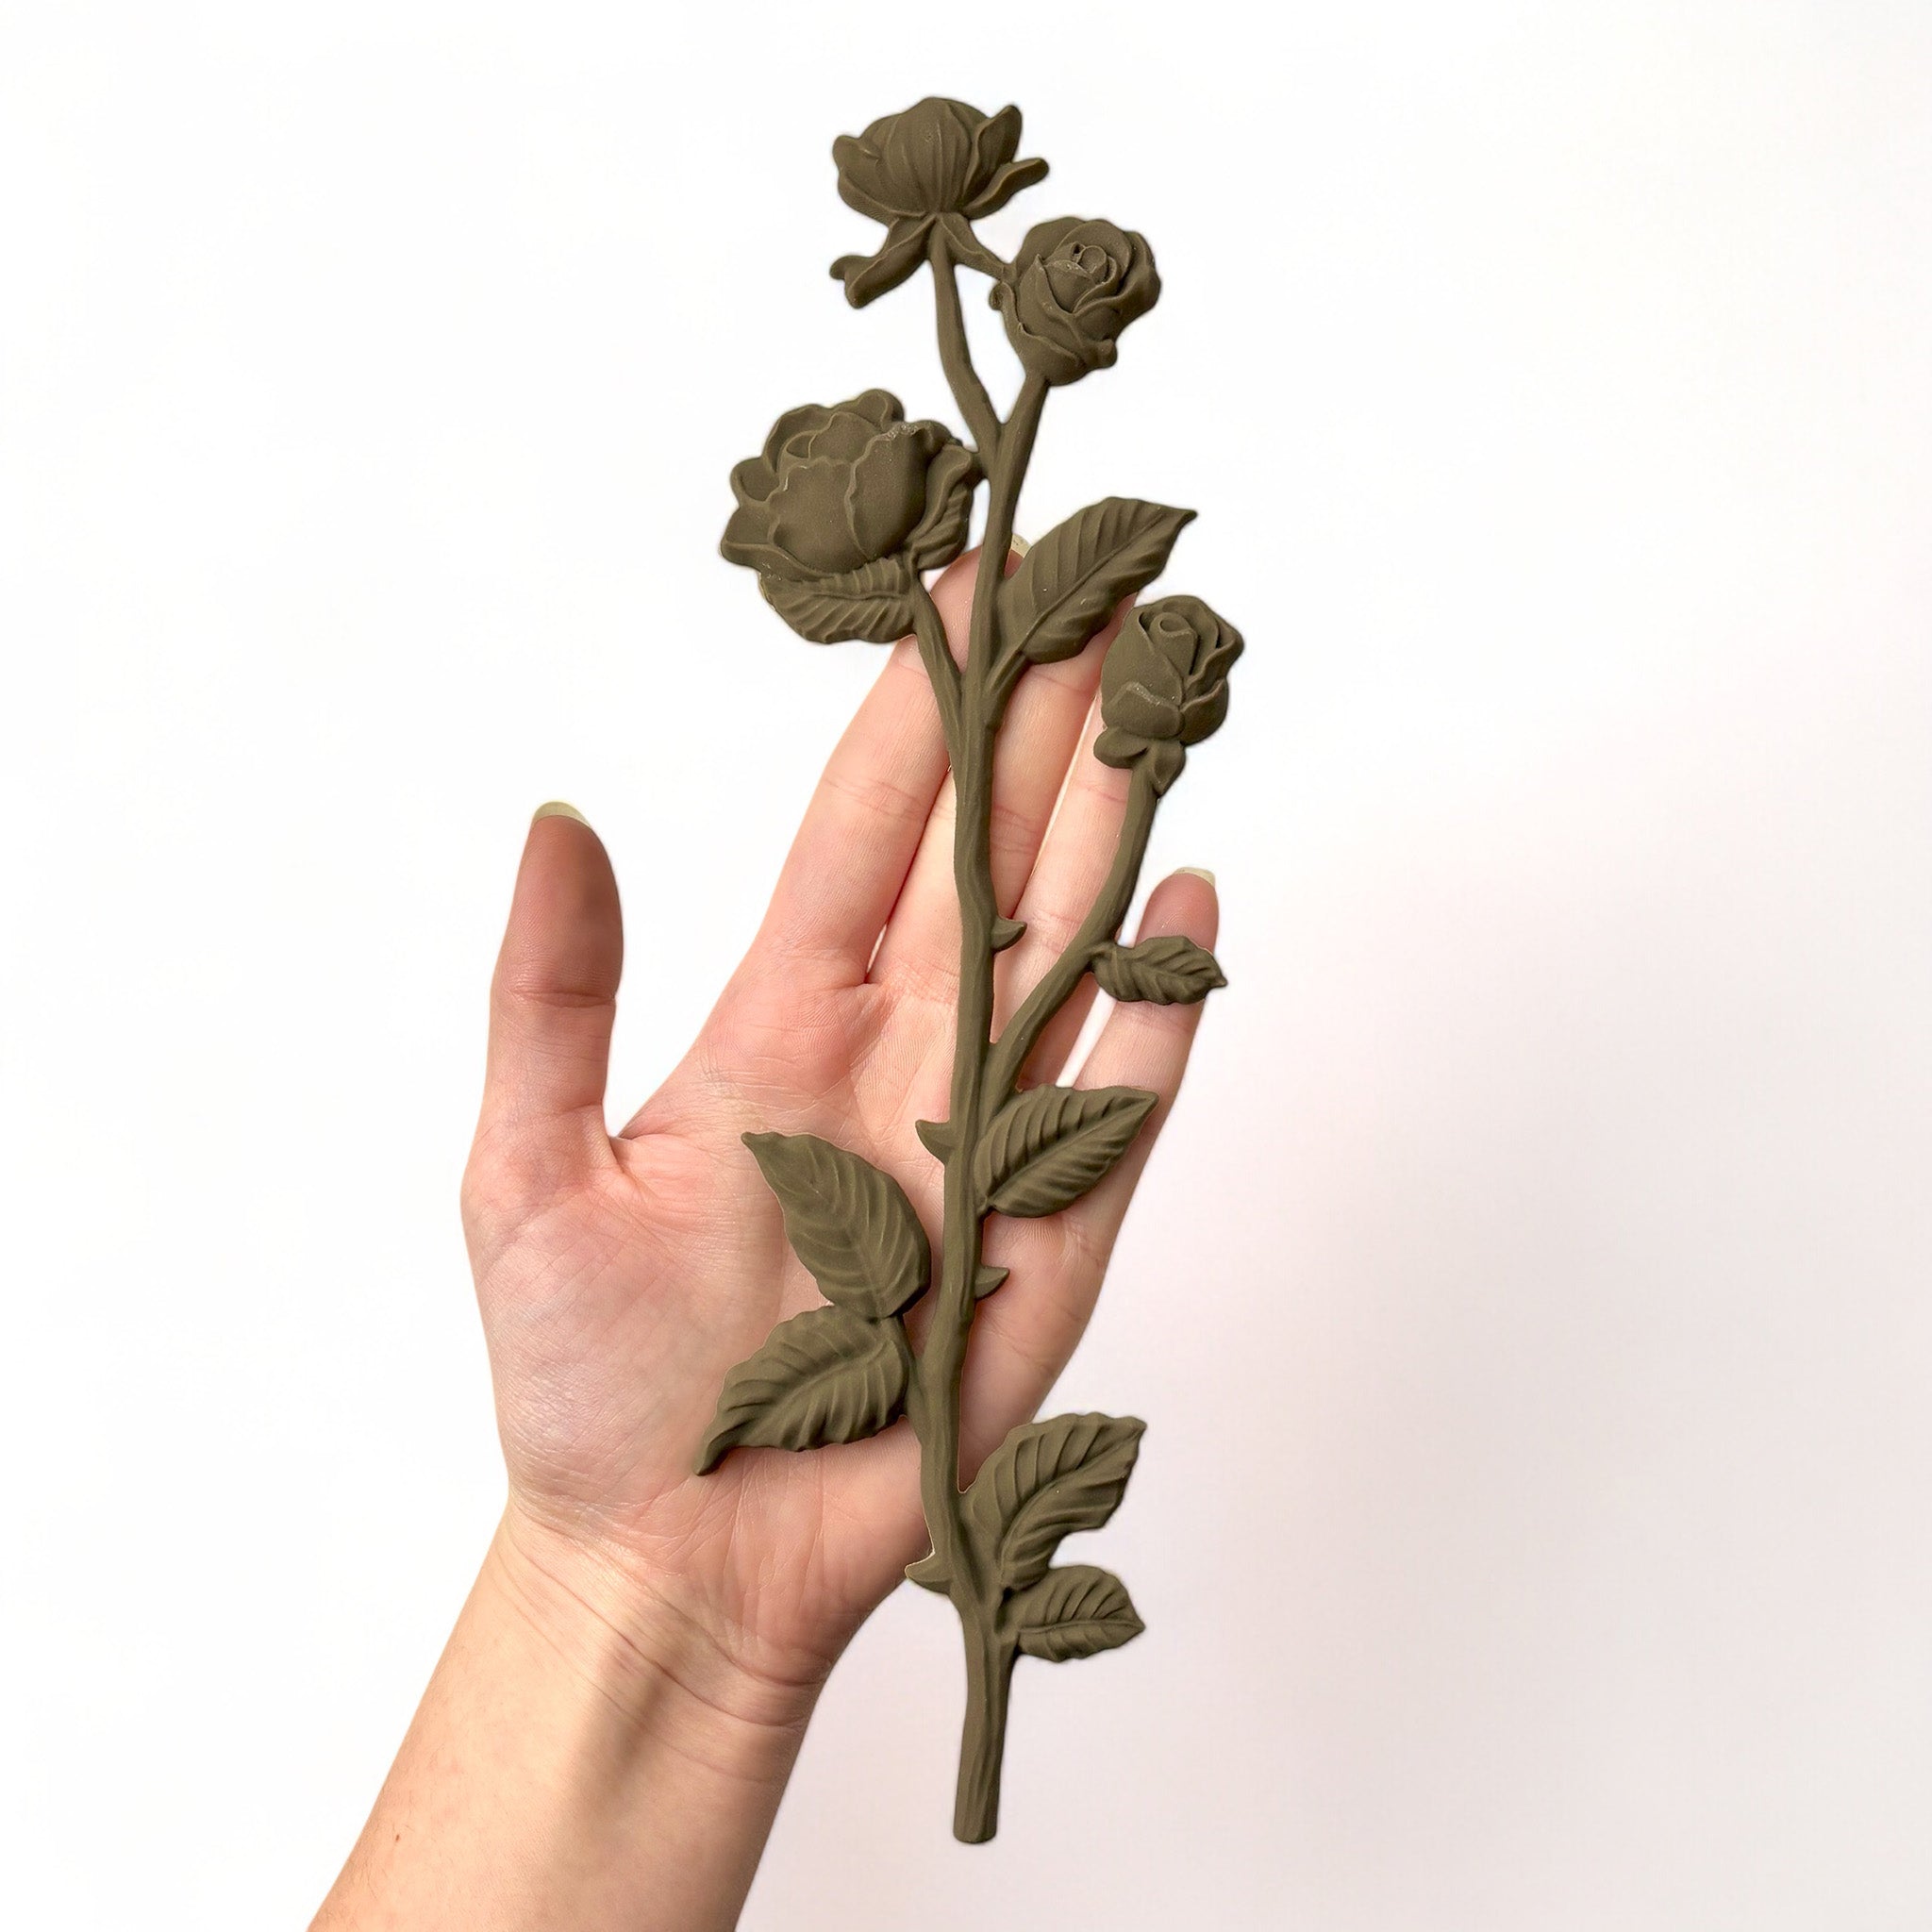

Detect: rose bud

[991,217,1160,387]
[1093,595,1243,792]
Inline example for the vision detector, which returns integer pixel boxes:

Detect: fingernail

[1008,533,1030,558]
[1176,866,1216,887]
[532,800,589,826]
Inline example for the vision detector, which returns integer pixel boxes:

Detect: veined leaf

[1093,934,1226,1006]
[905,1546,952,1592]
[974,1084,1157,1218]
[694,1307,907,1473]
[998,498,1195,666]
[759,557,916,645]
[965,1411,1145,1589]
[1011,1564,1144,1661]
[744,1132,930,1319]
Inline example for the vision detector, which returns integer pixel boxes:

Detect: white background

[3,3,1929,1925]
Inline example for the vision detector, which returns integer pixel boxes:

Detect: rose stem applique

[702,97,1241,1844]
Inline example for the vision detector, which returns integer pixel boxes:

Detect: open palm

[460,548,1218,1702]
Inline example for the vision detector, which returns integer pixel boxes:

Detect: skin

[313,546,1219,1929]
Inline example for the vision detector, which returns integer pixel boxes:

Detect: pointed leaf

[1093,934,1227,1006]
[990,916,1026,953]
[915,1118,955,1160]
[965,1411,1145,1589]
[998,499,1195,666]
[694,1307,907,1473]
[974,1263,1009,1300]
[974,1084,1158,1218]
[1011,1564,1144,1661]
[759,557,915,645]
[906,1547,952,1592]
[744,1132,930,1318]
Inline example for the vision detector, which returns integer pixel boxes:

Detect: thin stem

[929,228,1002,462]
[954,1623,1016,1843]
[908,582,962,756]
[902,366,1048,1844]
[983,765,1159,1105]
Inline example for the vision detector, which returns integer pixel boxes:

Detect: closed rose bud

[1093,596,1242,792]
[991,217,1160,387]
[828,99,1048,308]
[721,391,979,643]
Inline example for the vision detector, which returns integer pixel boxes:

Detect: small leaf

[906,1547,952,1592]
[974,1263,1009,1299]
[759,557,915,645]
[744,1132,930,1319]
[974,1084,1158,1218]
[915,1119,955,1160]
[1011,1564,1144,1661]
[1093,934,1227,1006]
[998,499,1195,666]
[694,1307,907,1473]
[965,1411,1145,1589]
[990,916,1026,953]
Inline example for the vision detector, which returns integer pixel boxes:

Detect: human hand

[464,545,1220,1720]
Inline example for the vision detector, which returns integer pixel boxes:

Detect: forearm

[313,1509,824,1932]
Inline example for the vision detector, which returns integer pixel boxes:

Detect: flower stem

[953,1620,1017,1843]
[983,766,1159,1104]
[906,366,1048,1844]
[929,228,1002,462]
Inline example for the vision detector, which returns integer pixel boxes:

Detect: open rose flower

[1093,595,1242,792]
[829,98,1048,308]
[991,217,1160,387]
[721,390,979,643]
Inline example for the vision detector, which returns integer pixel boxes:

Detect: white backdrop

[3,4,1929,1926]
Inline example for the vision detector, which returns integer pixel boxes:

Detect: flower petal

[847,427,930,559]
[761,401,836,469]
[1106,681,1185,741]
[905,442,979,571]
[720,504,803,578]
[730,456,780,508]
[1178,683,1230,745]
[833,135,901,223]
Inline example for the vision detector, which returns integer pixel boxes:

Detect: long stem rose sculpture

[700,98,1241,1843]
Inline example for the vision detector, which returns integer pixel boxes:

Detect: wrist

[488,1504,828,1779]
[315,1509,825,1930]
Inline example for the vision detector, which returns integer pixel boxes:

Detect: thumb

[475,802,623,1169]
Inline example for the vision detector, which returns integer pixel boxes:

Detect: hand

[475,544,1217,1684]
[317,548,1218,1927]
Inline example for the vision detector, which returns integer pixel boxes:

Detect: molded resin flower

[721,390,979,642]
[1093,595,1242,791]
[829,98,1048,308]
[991,217,1160,386]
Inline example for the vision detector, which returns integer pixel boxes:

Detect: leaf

[744,1132,930,1319]
[1011,1564,1144,1661]
[906,1546,951,1592]
[1093,934,1227,1006]
[759,557,915,644]
[694,1306,908,1474]
[974,1263,1009,1299]
[998,498,1195,666]
[915,1119,955,1160]
[990,916,1026,953]
[973,1084,1158,1218]
[964,1411,1145,1589]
